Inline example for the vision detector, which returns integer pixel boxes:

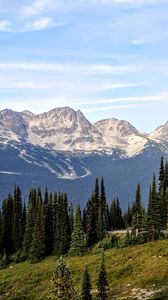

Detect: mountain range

[0,107,167,209]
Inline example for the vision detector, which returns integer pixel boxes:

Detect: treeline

[0,178,124,263]
[0,157,168,264]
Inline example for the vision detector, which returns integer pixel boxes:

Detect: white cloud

[99,81,147,90]
[82,103,142,112]
[6,81,43,89]
[0,62,136,75]
[21,0,166,17]
[71,93,168,106]
[131,38,146,45]
[0,20,12,32]
[23,17,61,32]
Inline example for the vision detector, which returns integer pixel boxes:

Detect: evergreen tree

[51,257,77,300]
[53,192,58,239]
[12,185,22,251]
[81,266,92,300]
[146,174,161,239]
[44,192,53,256]
[1,195,14,254]
[21,202,26,242]
[29,196,45,263]
[82,208,87,233]
[69,205,84,256]
[86,195,97,246]
[97,254,109,300]
[110,199,117,230]
[159,156,165,193]
[69,203,74,237]
[53,193,70,254]
[97,178,107,240]
[23,192,36,258]
[132,184,144,234]
[164,161,168,192]
[123,203,132,228]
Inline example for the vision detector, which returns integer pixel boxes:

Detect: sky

[0,0,168,132]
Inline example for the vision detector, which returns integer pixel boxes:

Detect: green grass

[1,240,168,299]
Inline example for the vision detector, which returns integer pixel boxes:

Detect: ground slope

[1,240,168,299]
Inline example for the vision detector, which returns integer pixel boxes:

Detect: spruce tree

[69,203,74,237]
[29,196,45,263]
[51,257,77,300]
[132,184,144,234]
[21,202,26,243]
[97,178,107,240]
[97,254,109,300]
[44,192,53,256]
[146,174,161,239]
[69,205,84,256]
[81,266,92,300]
[1,195,14,254]
[86,195,97,246]
[82,208,87,233]
[12,185,22,251]
[23,193,35,258]
[159,156,165,193]
[53,193,70,254]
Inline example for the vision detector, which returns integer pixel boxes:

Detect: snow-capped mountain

[0,106,160,157]
[150,121,168,142]
[0,106,168,207]
[94,118,150,157]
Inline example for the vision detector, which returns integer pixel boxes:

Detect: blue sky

[0,0,168,132]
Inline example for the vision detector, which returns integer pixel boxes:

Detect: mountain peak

[22,110,34,117]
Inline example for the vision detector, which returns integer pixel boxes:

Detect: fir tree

[159,156,165,193]
[81,266,92,300]
[23,192,36,258]
[1,195,14,254]
[51,257,77,300]
[146,174,161,239]
[29,196,45,263]
[44,192,53,256]
[132,184,144,234]
[86,195,97,246]
[12,185,22,251]
[53,193,70,254]
[69,203,74,237]
[82,208,87,233]
[69,205,84,256]
[97,178,107,240]
[97,254,109,300]
[21,202,26,242]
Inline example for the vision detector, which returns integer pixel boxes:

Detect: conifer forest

[1,157,168,299]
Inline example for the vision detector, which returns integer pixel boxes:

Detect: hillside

[1,240,168,299]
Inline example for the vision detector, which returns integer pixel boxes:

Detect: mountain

[0,106,167,209]
[0,107,157,156]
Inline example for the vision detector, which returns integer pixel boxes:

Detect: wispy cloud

[0,20,12,32]
[0,81,44,89]
[71,93,168,106]
[0,62,136,75]
[82,103,143,113]
[131,38,146,45]
[20,0,166,17]
[23,17,62,32]
[99,81,147,90]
